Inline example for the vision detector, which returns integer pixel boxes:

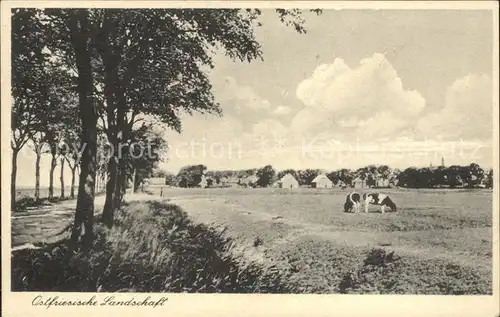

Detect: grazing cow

[344,191,362,213]
[363,193,397,213]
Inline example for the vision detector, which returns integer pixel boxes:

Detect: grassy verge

[11,200,296,293]
[271,239,491,294]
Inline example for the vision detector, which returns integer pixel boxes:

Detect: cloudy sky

[160,9,494,174]
[16,9,494,186]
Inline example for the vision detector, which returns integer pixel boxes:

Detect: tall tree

[90,9,322,227]
[377,165,391,184]
[297,169,320,186]
[467,163,485,188]
[50,9,99,248]
[11,8,49,209]
[59,157,66,198]
[27,133,48,202]
[23,8,322,242]
[366,173,376,188]
[63,128,83,199]
[45,72,75,199]
[485,169,494,188]
[326,171,340,185]
[34,8,100,246]
[389,168,401,186]
[256,165,276,187]
[356,168,368,188]
[122,124,168,195]
[337,168,354,186]
[68,9,98,248]
[176,165,207,188]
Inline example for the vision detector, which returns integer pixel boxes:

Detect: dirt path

[11,193,167,249]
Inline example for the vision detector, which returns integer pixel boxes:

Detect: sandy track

[11,193,169,249]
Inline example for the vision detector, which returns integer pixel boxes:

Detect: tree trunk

[60,158,65,198]
[68,10,97,249]
[115,158,127,206]
[48,153,57,199]
[114,169,122,209]
[102,158,118,228]
[70,166,76,198]
[96,171,100,193]
[35,151,41,202]
[97,172,104,194]
[132,167,137,193]
[11,149,19,210]
[98,15,129,228]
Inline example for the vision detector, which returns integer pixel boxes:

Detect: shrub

[14,196,38,212]
[12,200,297,293]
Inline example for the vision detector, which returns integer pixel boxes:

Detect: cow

[344,191,362,213]
[363,192,397,213]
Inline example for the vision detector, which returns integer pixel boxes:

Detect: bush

[12,201,297,293]
[14,195,76,212]
[14,196,38,212]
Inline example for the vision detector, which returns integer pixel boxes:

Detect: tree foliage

[256,165,276,187]
[176,165,207,188]
[11,7,323,243]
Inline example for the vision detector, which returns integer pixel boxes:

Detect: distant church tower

[441,157,445,167]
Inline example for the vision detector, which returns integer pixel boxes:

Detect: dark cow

[344,191,362,213]
[363,192,397,213]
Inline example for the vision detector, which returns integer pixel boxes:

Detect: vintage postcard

[1,1,499,316]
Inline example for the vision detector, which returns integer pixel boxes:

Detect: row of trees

[12,8,321,249]
[397,164,493,188]
[172,165,390,188]
[166,163,493,189]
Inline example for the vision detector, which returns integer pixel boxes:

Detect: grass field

[152,186,493,294]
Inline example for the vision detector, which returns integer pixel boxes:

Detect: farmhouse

[240,175,259,187]
[277,173,299,189]
[311,174,333,188]
[148,177,166,186]
[144,177,167,195]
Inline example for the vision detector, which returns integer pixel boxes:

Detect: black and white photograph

[2,1,499,316]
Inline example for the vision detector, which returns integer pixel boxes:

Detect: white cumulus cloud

[417,74,493,140]
[293,53,426,140]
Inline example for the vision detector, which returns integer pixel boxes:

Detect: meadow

[158,186,493,294]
